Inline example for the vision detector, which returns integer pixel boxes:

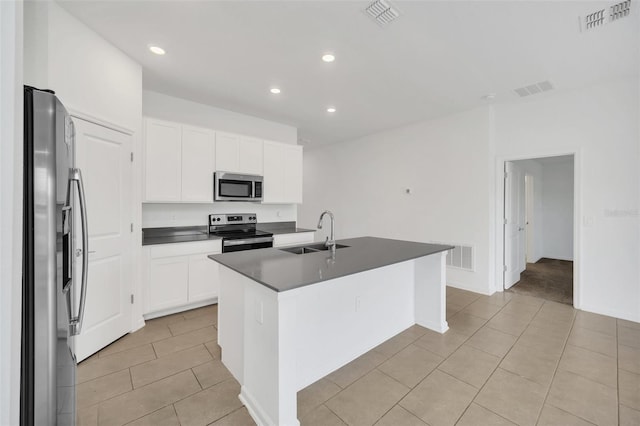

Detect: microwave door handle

[68,168,89,336]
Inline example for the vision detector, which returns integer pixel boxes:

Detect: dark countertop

[208,237,453,292]
[257,221,315,235]
[142,222,313,246]
[142,226,221,246]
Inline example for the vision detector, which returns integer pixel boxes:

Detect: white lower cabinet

[273,232,315,248]
[143,240,222,317]
[147,256,189,312]
[188,253,219,302]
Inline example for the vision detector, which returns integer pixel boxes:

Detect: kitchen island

[208,237,452,426]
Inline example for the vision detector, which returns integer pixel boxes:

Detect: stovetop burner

[208,213,273,239]
[209,213,274,253]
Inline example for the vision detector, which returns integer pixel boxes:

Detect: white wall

[141,90,299,228]
[24,1,142,132]
[300,107,493,294]
[303,77,639,322]
[143,90,297,144]
[142,203,297,228]
[540,159,574,261]
[495,77,639,321]
[0,1,23,423]
[23,1,146,328]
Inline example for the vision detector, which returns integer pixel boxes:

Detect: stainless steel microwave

[214,172,263,202]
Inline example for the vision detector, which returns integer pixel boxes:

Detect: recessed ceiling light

[270,88,281,94]
[148,45,165,55]
[322,53,335,63]
[327,107,336,113]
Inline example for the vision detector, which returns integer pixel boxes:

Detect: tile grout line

[452,296,532,424]
[532,304,579,426]
[371,293,508,425]
[617,319,621,426]
[461,296,570,424]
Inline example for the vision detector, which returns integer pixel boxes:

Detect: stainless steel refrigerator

[22,86,89,425]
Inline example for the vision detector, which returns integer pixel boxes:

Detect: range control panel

[209,213,257,226]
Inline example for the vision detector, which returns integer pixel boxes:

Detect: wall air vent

[431,241,474,272]
[364,0,401,27]
[580,0,632,31]
[514,81,554,97]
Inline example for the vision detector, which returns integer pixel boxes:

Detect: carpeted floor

[507,258,573,305]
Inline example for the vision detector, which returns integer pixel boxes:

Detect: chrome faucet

[317,210,336,254]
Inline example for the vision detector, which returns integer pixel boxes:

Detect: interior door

[525,174,534,263]
[517,169,526,273]
[73,118,132,361]
[504,161,524,289]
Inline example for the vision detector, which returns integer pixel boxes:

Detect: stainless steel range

[209,213,274,253]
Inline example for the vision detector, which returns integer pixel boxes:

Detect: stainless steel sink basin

[279,243,349,255]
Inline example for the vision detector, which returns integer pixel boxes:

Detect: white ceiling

[59,1,639,146]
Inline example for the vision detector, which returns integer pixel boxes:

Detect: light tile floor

[77,288,640,426]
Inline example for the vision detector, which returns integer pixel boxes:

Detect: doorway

[502,155,575,305]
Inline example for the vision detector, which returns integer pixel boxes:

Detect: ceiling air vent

[580,0,632,31]
[610,0,632,22]
[364,0,401,27]
[514,81,554,97]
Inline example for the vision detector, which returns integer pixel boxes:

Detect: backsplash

[142,203,297,228]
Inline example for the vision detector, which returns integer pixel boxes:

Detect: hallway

[508,258,573,305]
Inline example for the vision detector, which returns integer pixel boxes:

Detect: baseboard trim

[143,298,218,320]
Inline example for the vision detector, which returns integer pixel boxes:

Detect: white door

[504,161,525,289]
[525,174,535,263]
[517,169,526,274]
[73,118,133,361]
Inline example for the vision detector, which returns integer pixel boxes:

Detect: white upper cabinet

[144,118,182,202]
[283,144,303,204]
[215,132,264,175]
[143,117,300,204]
[181,125,215,202]
[215,132,240,172]
[263,141,303,204]
[239,136,264,175]
[143,118,215,203]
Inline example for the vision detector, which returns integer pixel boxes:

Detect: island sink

[279,243,349,255]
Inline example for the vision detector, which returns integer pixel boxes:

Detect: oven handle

[223,237,274,247]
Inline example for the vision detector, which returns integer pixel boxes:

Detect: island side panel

[291,261,415,391]
[414,251,449,333]
[241,278,299,426]
[218,265,245,383]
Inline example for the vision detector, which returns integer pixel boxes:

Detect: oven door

[222,237,274,253]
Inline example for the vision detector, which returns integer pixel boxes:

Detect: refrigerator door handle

[68,167,89,336]
[61,205,73,293]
